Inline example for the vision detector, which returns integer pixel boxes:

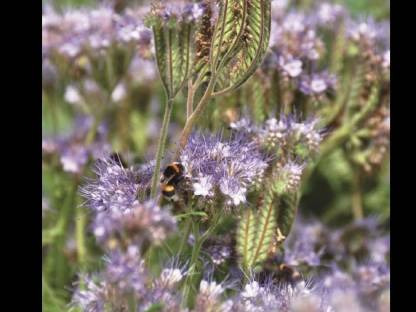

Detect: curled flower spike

[255,116,324,158]
[273,161,306,195]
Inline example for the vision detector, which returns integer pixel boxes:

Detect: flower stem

[178,216,193,257]
[182,213,220,308]
[75,204,88,271]
[150,98,174,198]
[186,79,195,119]
[175,75,216,159]
[351,167,364,220]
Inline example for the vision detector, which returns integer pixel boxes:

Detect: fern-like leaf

[213,0,271,95]
[237,209,257,269]
[152,23,193,99]
[210,0,247,72]
[249,190,277,267]
[276,192,299,238]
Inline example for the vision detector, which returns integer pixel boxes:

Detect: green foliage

[151,24,193,99]
[237,189,280,270]
[237,209,256,269]
[213,0,271,95]
[276,193,298,238]
[250,190,276,267]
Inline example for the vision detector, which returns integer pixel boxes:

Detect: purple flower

[299,72,337,96]
[104,246,147,297]
[90,199,177,246]
[43,116,111,174]
[71,275,107,312]
[278,56,303,78]
[285,219,325,267]
[256,116,323,156]
[315,3,346,27]
[80,156,139,214]
[180,132,268,206]
[42,5,153,60]
[148,1,205,25]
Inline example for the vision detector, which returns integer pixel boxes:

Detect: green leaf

[241,72,268,123]
[249,190,277,267]
[276,192,299,238]
[237,209,257,269]
[144,303,164,312]
[213,0,271,95]
[210,0,247,71]
[175,211,208,220]
[152,23,193,99]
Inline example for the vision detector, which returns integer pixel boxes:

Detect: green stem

[320,84,379,156]
[75,205,88,272]
[178,216,193,257]
[150,98,174,198]
[182,213,220,308]
[186,79,195,119]
[54,178,79,288]
[175,75,216,158]
[351,166,364,220]
[302,84,380,190]
[182,221,201,309]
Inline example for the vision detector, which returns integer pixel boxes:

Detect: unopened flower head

[257,116,323,157]
[194,280,226,311]
[273,161,306,195]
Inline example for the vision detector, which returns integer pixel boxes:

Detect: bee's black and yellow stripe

[160,162,185,198]
[161,184,176,197]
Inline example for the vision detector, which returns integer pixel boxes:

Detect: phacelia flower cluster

[147,0,205,25]
[42,5,152,59]
[42,116,111,174]
[80,156,176,247]
[72,247,186,312]
[230,116,324,159]
[180,132,268,206]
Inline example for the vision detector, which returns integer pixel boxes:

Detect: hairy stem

[150,98,174,198]
[175,75,217,158]
[182,213,220,308]
[351,167,364,220]
[186,79,195,119]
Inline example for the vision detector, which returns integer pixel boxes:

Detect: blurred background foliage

[44,0,390,19]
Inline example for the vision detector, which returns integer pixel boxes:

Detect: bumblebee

[160,162,185,199]
[258,257,302,286]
